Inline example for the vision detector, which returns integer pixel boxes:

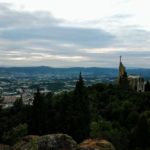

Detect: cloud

[0,3,116,67]
[0,3,60,28]
[0,3,115,47]
[0,3,150,67]
[1,26,115,47]
[115,27,150,49]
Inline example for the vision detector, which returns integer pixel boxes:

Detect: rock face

[1,134,115,150]
[79,139,115,150]
[13,135,39,150]
[38,134,77,150]
[13,134,77,150]
[0,144,11,150]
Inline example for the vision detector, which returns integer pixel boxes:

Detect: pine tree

[31,88,45,134]
[75,72,84,94]
[131,115,149,149]
[145,81,150,91]
[13,97,23,112]
[70,72,90,142]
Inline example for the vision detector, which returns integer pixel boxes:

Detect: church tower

[118,56,128,87]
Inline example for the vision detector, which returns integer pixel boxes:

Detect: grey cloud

[0,3,115,48]
[114,27,150,49]
[0,3,60,28]
[1,26,115,48]
[110,14,132,20]
[83,50,150,68]
[0,3,150,67]
[0,3,117,67]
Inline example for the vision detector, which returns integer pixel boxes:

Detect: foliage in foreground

[0,74,150,150]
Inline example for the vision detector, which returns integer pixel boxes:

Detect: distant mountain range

[0,66,150,78]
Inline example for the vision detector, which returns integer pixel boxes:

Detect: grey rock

[0,144,11,150]
[79,139,115,150]
[38,134,77,150]
[13,134,77,150]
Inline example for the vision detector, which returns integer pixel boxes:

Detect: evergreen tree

[145,81,150,91]
[75,72,84,94]
[70,72,90,142]
[31,88,46,134]
[44,92,55,133]
[13,97,23,112]
[54,92,72,133]
[131,115,149,149]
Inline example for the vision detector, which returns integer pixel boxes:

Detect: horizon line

[0,66,150,69]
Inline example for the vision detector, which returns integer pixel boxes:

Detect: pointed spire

[120,56,122,63]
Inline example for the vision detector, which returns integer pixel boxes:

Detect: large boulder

[13,135,39,150]
[6,134,115,150]
[13,134,77,150]
[38,134,77,150]
[0,144,11,150]
[79,139,115,150]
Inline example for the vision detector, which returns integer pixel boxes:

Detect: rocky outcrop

[38,134,77,150]
[13,134,77,150]
[1,134,115,150]
[0,144,11,150]
[79,139,115,150]
[13,135,39,150]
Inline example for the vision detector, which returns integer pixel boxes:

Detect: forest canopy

[0,73,150,150]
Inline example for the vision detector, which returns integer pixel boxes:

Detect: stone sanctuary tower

[118,56,128,87]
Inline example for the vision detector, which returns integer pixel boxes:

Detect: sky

[0,0,150,68]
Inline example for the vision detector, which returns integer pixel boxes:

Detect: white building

[128,75,145,92]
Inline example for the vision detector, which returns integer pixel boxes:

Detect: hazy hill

[0,67,150,78]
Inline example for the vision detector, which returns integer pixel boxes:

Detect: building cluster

[0,89,34,108]
[118,56,145,92]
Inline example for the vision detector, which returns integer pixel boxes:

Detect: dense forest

[0,73,150,150]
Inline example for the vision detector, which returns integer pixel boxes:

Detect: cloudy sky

[0,0,150,68]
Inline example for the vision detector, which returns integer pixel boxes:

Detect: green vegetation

[0,73,150,150]
[2,123,28,145]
